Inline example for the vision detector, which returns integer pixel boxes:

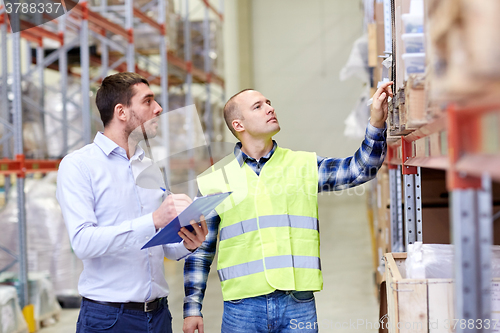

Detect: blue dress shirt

[56,132,191,303]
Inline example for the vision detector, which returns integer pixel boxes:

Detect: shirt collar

[234,140,278,167]
[94,132,145,161]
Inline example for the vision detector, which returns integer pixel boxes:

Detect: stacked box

[133,0,179,55]
[94,0,179,55]
[177,20,224,77]
[425,0,500,102]
[401,73,426,129]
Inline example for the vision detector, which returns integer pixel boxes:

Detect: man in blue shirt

[183,82,392,333]
[57,72,208,333]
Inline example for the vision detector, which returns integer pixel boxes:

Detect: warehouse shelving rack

[367,0,500,330]
[0,0,224,313]
[385,101,500,325]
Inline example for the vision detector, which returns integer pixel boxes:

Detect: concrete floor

[39,190,379,332]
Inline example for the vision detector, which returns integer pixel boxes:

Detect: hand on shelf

[370,81,393,129]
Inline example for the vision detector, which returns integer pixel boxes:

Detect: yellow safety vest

[197,147,323,301]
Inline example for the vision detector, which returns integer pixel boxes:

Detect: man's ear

[232,119,244,135]
[114,103,127,122]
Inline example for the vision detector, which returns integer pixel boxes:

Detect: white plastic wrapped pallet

[406,242,500,279]
[0,173,83,298]
[0,285,28,333]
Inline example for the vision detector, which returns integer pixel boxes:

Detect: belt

[82,297,163,312]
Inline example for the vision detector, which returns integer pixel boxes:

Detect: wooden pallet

[385,252,500,333]
[35,309,61,331]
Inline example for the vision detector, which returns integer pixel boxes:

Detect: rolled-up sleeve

[318,122,387,192]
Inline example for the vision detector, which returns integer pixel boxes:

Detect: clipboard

[142,192,232,249]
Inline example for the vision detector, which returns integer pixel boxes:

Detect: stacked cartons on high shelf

[426,0,500,104]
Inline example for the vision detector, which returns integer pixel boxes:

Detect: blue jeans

[76,298,173,333]
[221,290,318,333]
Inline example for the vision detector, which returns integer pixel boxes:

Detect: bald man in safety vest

[183,82,393,333]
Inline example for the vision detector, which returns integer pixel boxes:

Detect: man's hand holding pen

[152,193,208,250]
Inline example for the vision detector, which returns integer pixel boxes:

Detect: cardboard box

[401,73,426,130]
[461,0,500,78]
[394,0,412,90]
[425,0,500,102]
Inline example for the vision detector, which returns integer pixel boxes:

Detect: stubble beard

[128,110,158,144]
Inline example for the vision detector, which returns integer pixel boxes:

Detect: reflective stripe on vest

[219,215,319,241]
[218,255,321,282]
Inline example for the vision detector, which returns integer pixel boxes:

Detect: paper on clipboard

[141,192,232,249]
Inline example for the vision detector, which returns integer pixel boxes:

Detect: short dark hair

[223,89,254,138]
[96,72,149,127]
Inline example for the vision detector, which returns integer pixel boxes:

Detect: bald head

[223,89,254,138]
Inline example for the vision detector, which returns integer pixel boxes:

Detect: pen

[160,187,173,196]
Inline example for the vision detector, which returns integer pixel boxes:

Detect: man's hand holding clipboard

[143,192,232,250]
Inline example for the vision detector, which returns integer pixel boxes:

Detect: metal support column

[80,1,91,145]
[98,0,109,79]
[101,33,109,82]
[11,14,29,308]
[415,167,423,239]
[403,173,416,246]
[24,39,33,75]
[0,12,11,199]
[389,165,403,252]
[402,139,422,248]
[448,104,491,333]
[58,15,69,155]
[184,0,195,197]
[159,0,171,187]
[203,0,212,144]
[478,175,493,325]
[125,0,134,72]
[451,187,490,331]
[383,0,392,54]
[219,0,225,104]
[37,45,45,121]
[1,13,11,160]
[36,42,46,156]
[396,165,404,250]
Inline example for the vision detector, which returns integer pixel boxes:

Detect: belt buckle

[144,299,157,312]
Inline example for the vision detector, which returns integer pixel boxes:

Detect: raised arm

[318,82,392,192]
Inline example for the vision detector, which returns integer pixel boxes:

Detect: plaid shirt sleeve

[183,212,220,318]
[318,122,387,192]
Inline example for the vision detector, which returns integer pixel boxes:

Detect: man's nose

[154,101,163,115]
